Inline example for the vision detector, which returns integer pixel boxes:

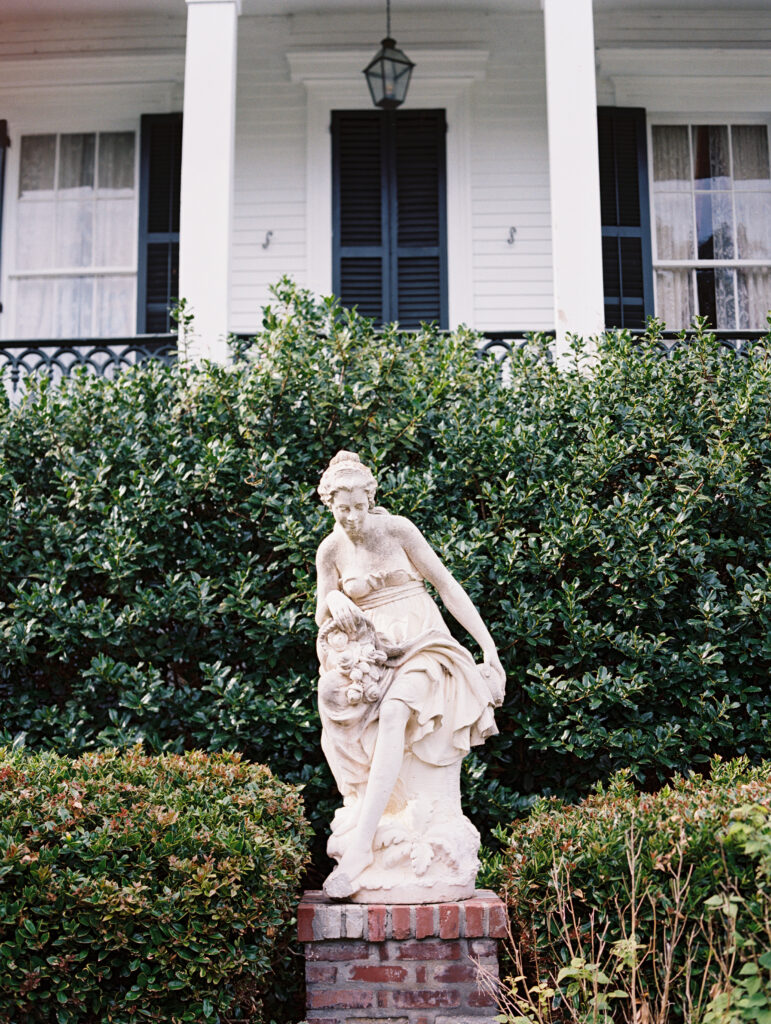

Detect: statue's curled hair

[318,451,378,510]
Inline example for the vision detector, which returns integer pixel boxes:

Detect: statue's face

[331,487,369,539]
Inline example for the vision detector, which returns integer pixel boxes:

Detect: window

[650,123,771,329]
[332,109,448,329]
[12,131,137,339]
[598,107,654,329]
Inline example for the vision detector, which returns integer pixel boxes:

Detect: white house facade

[0,0,769,366]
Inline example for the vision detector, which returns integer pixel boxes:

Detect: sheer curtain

[651,123,771,330]
[13,131,136,340]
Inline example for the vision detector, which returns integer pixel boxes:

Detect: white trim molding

[287,48,488,329]
[0,53,184,92]
[597,48,771,113]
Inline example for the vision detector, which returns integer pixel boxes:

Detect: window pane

[696,267,736,328]
[19,135,56,195]
[58,133,95,192]
[735,193,771,259]
[732,125,770,188]
[95,277,134,335]
[737,268,771,329]
[55,277,94,338]
[655,192,694,259]
[15,278,54,338]
[695,191,734,259]
[656,269,694,329]
[16,201,56,270]
[56,201,93,268]
[692,125,730,190]
[95,198,134,266]
[98,132,135,192]
[652,126,690,191]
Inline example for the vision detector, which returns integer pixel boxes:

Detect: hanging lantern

[363,2,414,110]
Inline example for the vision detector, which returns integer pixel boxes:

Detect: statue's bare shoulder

[387,513,430,551]
[316,532,339,568]
[387,513,422,538]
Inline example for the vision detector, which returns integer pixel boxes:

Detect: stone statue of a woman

[315,451,505,903]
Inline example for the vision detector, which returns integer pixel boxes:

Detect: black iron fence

[1,327,768,398]
[0,335,177,398]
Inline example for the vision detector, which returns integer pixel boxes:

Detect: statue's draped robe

[319,568,498,798]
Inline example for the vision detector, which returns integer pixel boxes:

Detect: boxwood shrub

[0,747,310,1024]
[1,281,771,859]
[497,757,771,1021]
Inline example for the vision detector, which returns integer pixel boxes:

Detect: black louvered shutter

[0,121,9,316]
[333,112,386,320]
[332,109,447,328]
[393,112,447,328]
[598,107,654,329]
[137,113,182,333]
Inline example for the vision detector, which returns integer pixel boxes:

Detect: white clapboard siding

[0,14,186,58]
[594,9,771,48]
[1,5,768,338]
[231,9,555,333]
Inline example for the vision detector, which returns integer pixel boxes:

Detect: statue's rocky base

[326,758,482,904]
[298,890,506,1024]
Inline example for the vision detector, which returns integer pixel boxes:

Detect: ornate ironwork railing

[475,328,770,365]
[0,335,177,398]
[1,326,767,399]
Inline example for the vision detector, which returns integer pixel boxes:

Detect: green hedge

[1,281,771,853]
[498,758,771,1022]
[0,747,311,1024]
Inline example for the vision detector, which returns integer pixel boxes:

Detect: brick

[309,990,375,1010]
[316,904,343,940]
[468,939,497,957]
[434,963,477,983]
[415,905,436,939]
[468,990,497,1007]
[307,964,338,983]
[395,940,461,961]
[391,905,412,940]
[349,965,408,983]
[367,905,387,943]
[301,890,328,903]
[306,1017,339,1024]
[439,904,460,939]
[415,965,427,983]
[298,904,316,943]
[348,1019,408,1024]
[488,902,508,939]
[392,990,461,1009]
[377,991,389,1007]
[463,900,487,938]
[307,941,371,962]
[436,1017,500,1024]
[343,905,364,939]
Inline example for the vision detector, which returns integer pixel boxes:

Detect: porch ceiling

[2,0,770,16]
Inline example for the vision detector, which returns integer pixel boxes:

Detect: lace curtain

[651,124,771,329]
[13,132,136,339]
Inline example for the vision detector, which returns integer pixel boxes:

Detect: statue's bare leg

[324,699,411,898]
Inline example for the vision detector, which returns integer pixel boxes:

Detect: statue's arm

[315,538,362,632]
[394,517,505,689]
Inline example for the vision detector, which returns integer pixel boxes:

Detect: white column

[179,0,240,362]
[542,0,605,354]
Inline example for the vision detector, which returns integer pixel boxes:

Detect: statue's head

[318,451,377,511]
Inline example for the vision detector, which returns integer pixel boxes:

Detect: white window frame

[0,53,184,342]
[287,49,488,330]
[4,121,141,341]
[646,113,771,329]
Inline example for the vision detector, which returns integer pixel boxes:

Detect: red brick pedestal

[298,890,506,1024]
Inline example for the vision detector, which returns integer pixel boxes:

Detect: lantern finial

[363,1,414,110]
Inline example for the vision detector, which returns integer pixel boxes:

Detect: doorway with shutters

[331,109,448,329]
